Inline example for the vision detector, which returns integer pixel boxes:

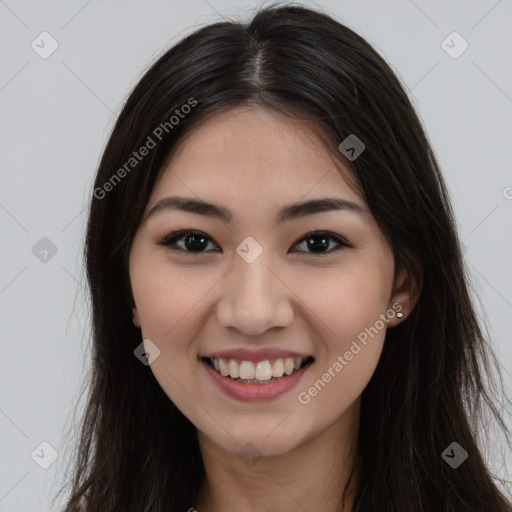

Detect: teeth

[209,356,311,380]
[219,359,229,377]
[272,359,284,378]
[284,358,294,375]
[227,359,239,379]
[255,361,272,380]
[239,361,255,379]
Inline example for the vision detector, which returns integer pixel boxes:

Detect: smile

[200,355,315,402]
[203,356,314,383]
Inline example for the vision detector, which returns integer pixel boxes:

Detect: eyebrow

[144,195,365,224]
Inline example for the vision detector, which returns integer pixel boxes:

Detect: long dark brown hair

[55,3,511,511]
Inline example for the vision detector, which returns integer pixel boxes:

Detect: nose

[215,249,294,336]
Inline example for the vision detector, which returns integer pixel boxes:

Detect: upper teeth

[212,357,305,380]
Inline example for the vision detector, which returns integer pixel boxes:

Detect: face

[129,106,413,457]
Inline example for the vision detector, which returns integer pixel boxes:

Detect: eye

[291,231,352,255]
[156,229,352,256]
[156,230,219,253]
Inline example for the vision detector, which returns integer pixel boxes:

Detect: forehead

[149,106,364,212]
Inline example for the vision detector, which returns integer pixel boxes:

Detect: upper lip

[201,348,314,362]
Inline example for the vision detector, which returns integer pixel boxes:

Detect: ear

[386,262,422,328]
[132,306,141,328]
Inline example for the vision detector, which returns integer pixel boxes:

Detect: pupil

[307,235,328,252]
[185,233,208,251]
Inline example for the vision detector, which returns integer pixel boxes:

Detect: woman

[58,3,511,511]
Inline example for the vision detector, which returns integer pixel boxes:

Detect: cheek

[296,301,388,419]
[130,263,209,414]
[291,260,393,342]
[130,257,223,402]
[292,261,392,403]
[131,257,215,338]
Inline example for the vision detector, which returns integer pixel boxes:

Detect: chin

[198,414,313,459]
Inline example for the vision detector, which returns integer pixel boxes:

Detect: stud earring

[396,312,404,318]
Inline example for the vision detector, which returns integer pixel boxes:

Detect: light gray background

[1,1,511,510]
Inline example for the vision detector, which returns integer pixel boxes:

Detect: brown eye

[291,231,351,256]
[157,230,219,253]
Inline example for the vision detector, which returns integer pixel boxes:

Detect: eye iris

[307,235,329,253]
[185,233,208,251]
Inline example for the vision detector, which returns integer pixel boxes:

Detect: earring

[396,312,404,318]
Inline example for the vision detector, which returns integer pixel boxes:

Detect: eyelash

[155,229,352,257]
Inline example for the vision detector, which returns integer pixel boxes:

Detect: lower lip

[200,359,313,402]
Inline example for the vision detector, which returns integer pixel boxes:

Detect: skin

[129,106,420,512]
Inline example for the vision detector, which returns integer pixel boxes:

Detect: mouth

[201,355,315,384]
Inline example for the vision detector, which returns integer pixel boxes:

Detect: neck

[195,400,361,512]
